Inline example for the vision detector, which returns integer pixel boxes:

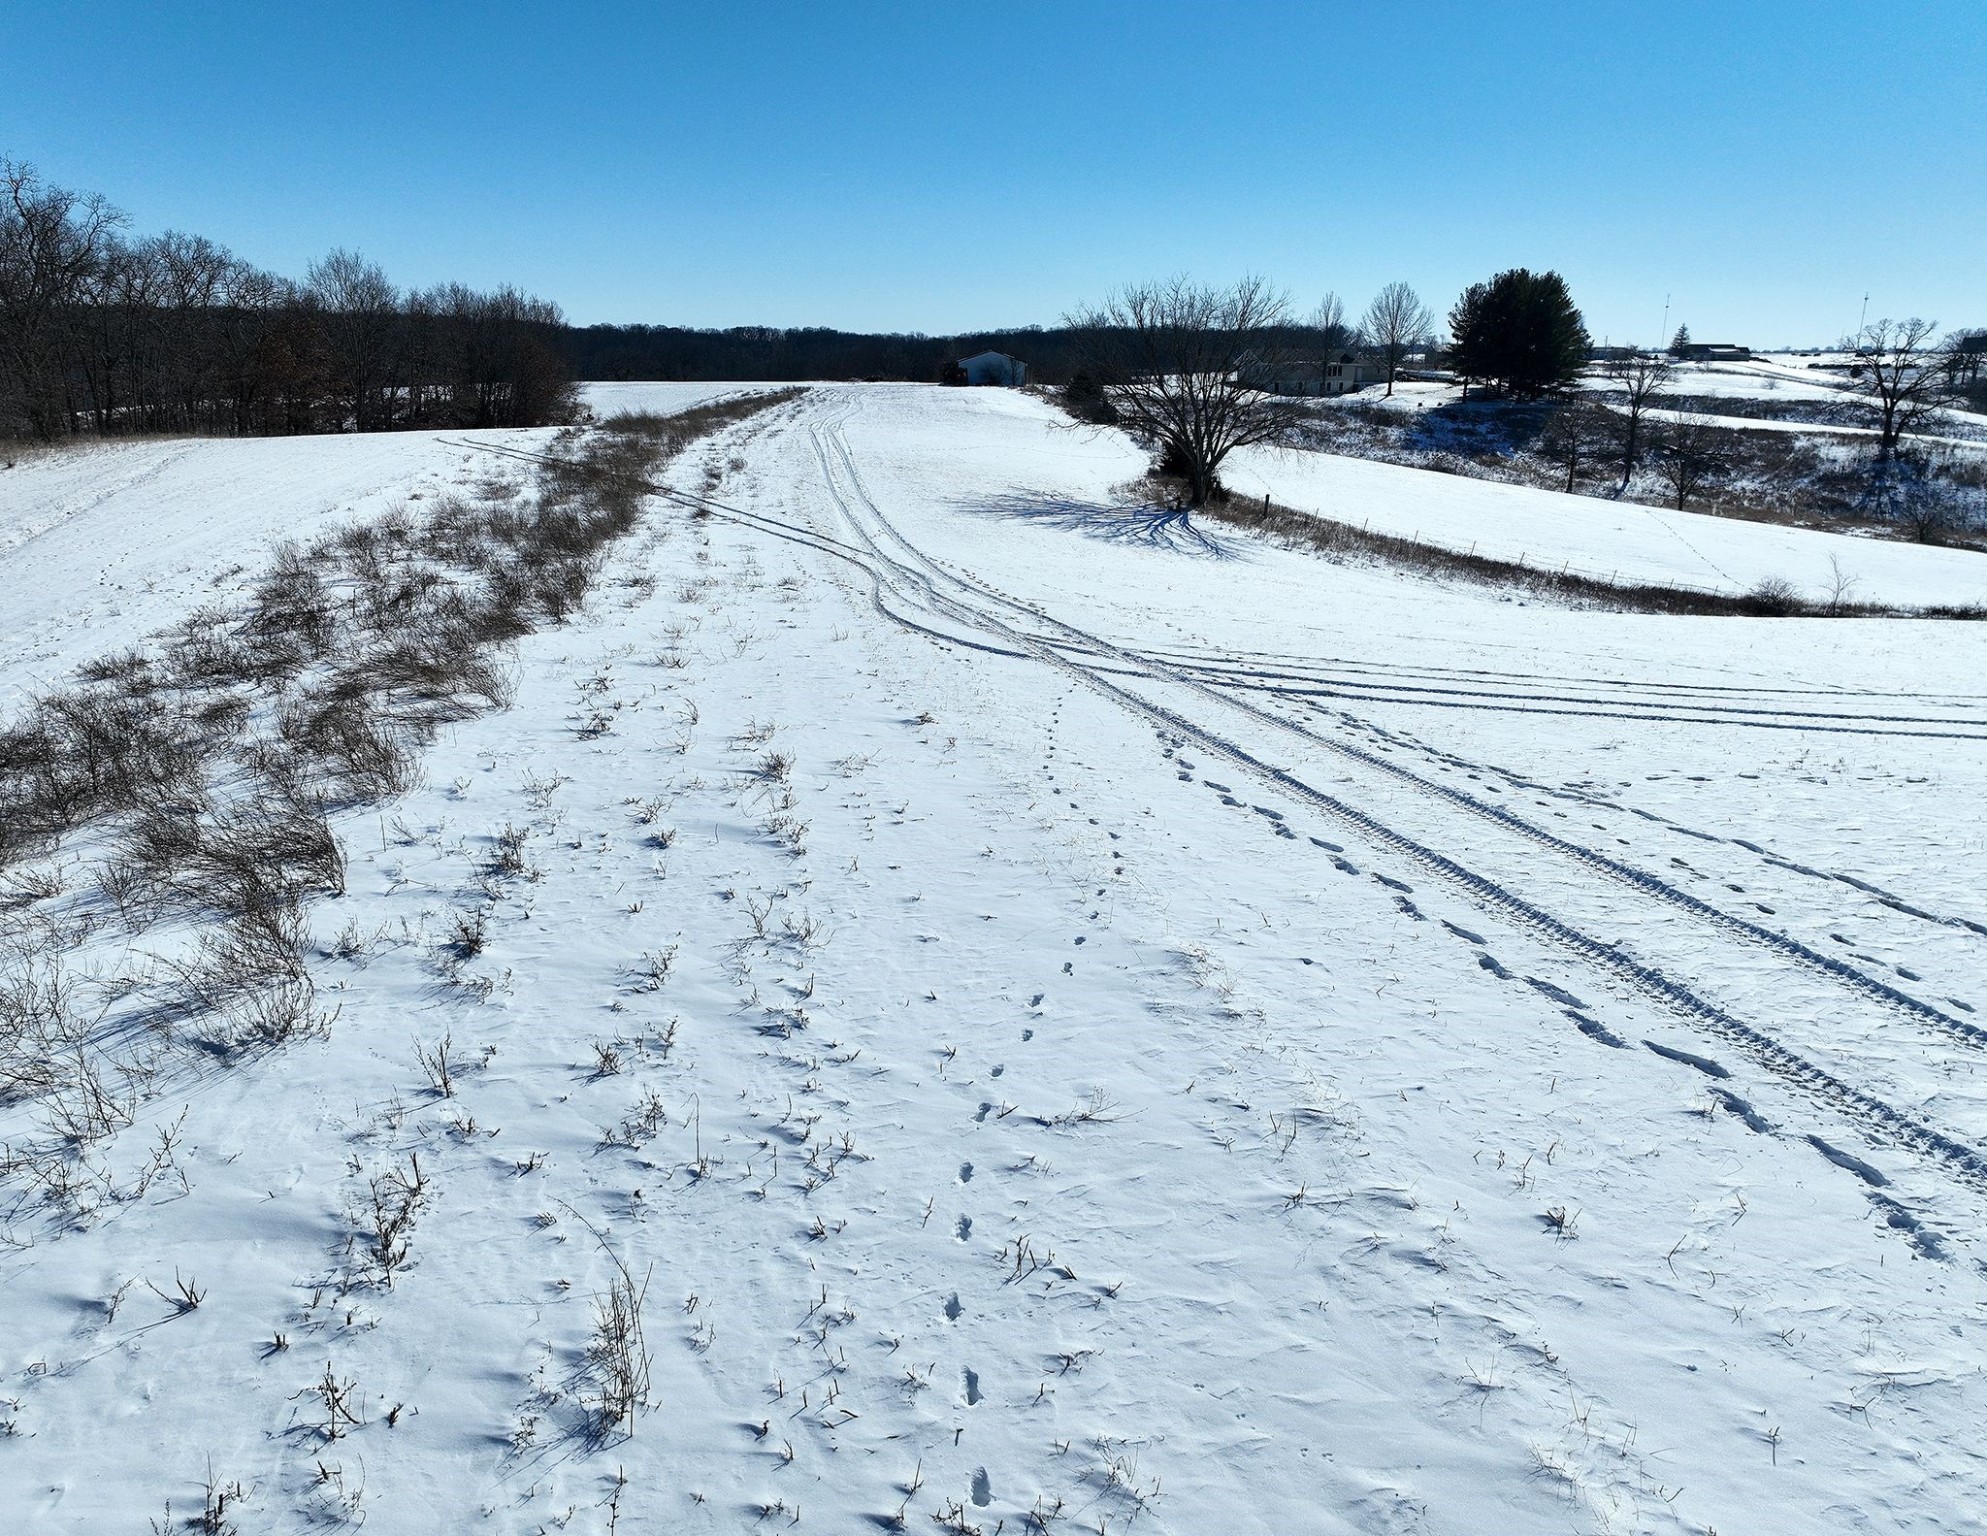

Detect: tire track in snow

[816,418,1987,1059]
[790,403,1987,1195]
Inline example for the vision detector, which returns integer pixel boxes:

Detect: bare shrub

[278,691,418,803]
[585,1244,653,1438]
[1,948,98,1104]
[445,907,488,960]
[295,1362,365,1443]
[1744,576,1802,616]
[364,1153,429,1281]
[415,1032,460,1098]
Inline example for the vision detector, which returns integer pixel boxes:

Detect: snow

[5,384,1987,1534]
[1602,359,1853,404]
[1224,434,1987,606]
[583,382,791,419]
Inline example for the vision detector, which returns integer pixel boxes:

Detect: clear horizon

[4,1,1982,348]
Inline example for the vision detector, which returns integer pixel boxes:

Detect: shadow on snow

[964,493,1245,560]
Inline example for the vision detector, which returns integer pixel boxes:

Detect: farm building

[959,351,1028,386]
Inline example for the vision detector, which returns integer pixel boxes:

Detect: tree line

[1,159,578,441]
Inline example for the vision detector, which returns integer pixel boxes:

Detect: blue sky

[4,2,1982,344]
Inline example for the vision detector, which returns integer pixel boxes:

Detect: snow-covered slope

[4,386,1987,1535]
[1224,432,1987,606]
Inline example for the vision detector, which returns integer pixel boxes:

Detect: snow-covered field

[5,384,1987,1534]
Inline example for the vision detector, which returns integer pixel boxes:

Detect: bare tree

[1360,281,1430,398]
[1312,291,1350,394]
[1650,415,1730,510]
[308,249,399,432]
[1605,352,1674,488]
[0,159,126,438]
[1539,398,1614,493]
[1065,276,1306,507]
[1849,317,1947,459]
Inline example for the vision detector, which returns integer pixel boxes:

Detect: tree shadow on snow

[965,493,1245,559]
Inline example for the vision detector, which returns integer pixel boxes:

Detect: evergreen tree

[1669,323,1692,357]
[1444,269,1590,399]
[1446,281,1493,397]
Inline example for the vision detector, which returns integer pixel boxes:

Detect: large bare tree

[308,248,400,432]
[0,159,125,438]
[1359,280,1430,398]
[1605,352,1674,487]
[1849,317,1947,459]
[1065,276,1306,507]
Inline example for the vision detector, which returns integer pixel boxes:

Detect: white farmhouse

[1243,350,1383,396]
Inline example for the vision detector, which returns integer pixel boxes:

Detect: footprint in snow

[959,1161,974,1183]
[945,1293,963,1320]
[971,1468,992,1504]
[975,1103,993,1123]
[956,1214,973,1240]
[1029,993,1044,1007]
[1022,1028,1034,1041]
[990,1064,1003,1077]
[965,1371,983,1407]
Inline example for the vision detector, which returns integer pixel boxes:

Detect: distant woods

[0,159,578,442]
[560,322,1099,389]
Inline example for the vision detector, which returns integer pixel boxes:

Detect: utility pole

[1660,293,1670,352]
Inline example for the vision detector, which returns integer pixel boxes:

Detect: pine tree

[1447,282,1493,397]
[1444,269,1590,399]
[1669,323,1692,357]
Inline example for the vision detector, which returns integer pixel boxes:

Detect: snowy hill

[4,384,1987,1534]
